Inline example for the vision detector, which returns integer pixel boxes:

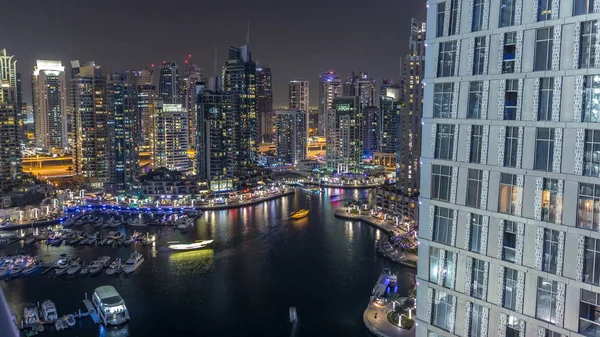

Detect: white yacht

[168,240,214,251]
[123,252,144,274]
[89,260,104,275]
[92,285,130,326]
[23,303,40,326]
[67,260,82,275]
[41,300,58,322]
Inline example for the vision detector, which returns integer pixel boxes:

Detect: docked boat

[66,261,82,275]
[106,239,114,245]
[92,285,130,326]
[142,236,155,246]
[124,251,144,274]
[290,209,310,219]
[41,300,58,322]
[55,318,67,331]
[89,261,103,275]
[21,264,38,276]
[23,303,40,326]
[65,314,75,326]
[98,256,111,266]
[10,263,24,277]
[129,218,147,227]
[106,258,121,275]
[168,240,214,251]
[175,217,194,230]
[80,263,89,275]
[123,237,134,246]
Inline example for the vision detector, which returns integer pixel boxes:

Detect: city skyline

[0,0,425,107]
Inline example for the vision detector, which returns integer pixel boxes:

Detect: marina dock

[82,299,100,323]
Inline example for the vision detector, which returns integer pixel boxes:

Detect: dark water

[1,188,415,337]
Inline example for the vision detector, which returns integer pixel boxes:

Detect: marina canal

[0,188,415,337]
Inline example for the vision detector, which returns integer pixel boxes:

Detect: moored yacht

[124,251,144,274]
[41,300,58,322]
[23,303,40,326]
[92,285,130,326]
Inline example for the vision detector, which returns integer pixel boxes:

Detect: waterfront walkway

[334,208,418,268]
[302,181,383,189]
[363,302,415,337]
[195,188,295,210]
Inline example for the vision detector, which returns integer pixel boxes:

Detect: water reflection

[168,249,214,275]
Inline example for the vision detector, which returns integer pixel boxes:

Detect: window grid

[538,0,552,21]
[472,0,484,32]
[433,206,454,246]
[473,37,486,75]
[534,128,555,172]
[578,183,600,231]
[504,79,519,120]
[499,173,519,215]
[471,259,486,300]
[502,32,517,73]
[503,267,518,310]
[434,124,456,160]
[580,21,598,69]
[584,236,600,285]
[504,127,519,167]
[534,27,554,72]
[467,81,483,119]
[431,165,452,201]
[438,41,458,77]
[469,214,483,253]
[470,125,483,164]
[503,221,518,263]
[466,169,483,208]
[434,83,454,118]
[536,277,558,324]
[542,178,562,224]
[538,78,554,121]
[584,129,600,176]
[542,228,559,274]
[584,75,600,122]
[499,0,516,27]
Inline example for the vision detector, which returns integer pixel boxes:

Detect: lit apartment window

[499,0,516,27]
[542,178,562,223]
[580,289,600,335]
[469,213,484,253]
[499,173,519,215]
[466,169,483,208]
[433,83,454,118]
[534,27,554,71]
[432,289,455,332]
[506,315,525,337]
[580,21,597,68]
[471,259,486,299]
[538,78,554,121]
[429,247,456,288]
[503,79,519,120]
[433,206,454,246]
[574,0,595,15]
[470,125,483,164]
[503,268,518,310]
[473,37,486,75]
[538,0,552,21]
[534,128,555,172]
[472,0,484,31]
[502,221,517,263]
[467,81,483,119]
[437,41,457,77]
[583,76,600,122]
[578,184,600,231]
[536,277,559,324]
[542,228,559,273]
[504,126,519,167]
[431,165,452,201]
[434,124,455,160]
[502,32,517,73]
[584,237,600,285]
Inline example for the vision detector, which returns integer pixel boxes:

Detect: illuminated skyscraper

[135,68,156,150]
[288,80,309,111]
[0,49,20,191]
[325,96,362,173]
[70,61,110,188]
[150,100,190,172]
[318,71,342,136]
[275,109,308,165]
[32,60,68,152]
[107,72,140,193]
[158,61,180,104]
[181,64,203,148]
[222,45,257,178]
[256,66,273,143]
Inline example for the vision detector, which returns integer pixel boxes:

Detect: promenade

[363,302,415,337]
[196,188,295,210]
[334,207,418,268]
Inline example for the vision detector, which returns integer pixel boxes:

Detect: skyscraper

[32,60,68,152]
[196,77,233,191]
[107,72,140,193]
[70,61,110,188]
[275,109,308,165]
[288,80,309,111]
[150,100,190,172]
[181,64,203,148]
[158,61,180,104]
[0,49,20,192]
[135,68,156,150]
[256,66,273,143]
[222,45,257,178]
[325,96,362,173]
[378,80,401,154]
[415,2,600,337]
[362,106,379,158]
[318,71,342,136]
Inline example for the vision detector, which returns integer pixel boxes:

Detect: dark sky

[1,0,425,107]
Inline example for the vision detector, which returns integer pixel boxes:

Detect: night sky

[1,0,425,106]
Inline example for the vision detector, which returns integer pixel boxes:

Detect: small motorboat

[41,299,58,322]
[124,251,144,274]
[65,314,75,327]
[98,256,110,266]
[55,318,67,331]
[80,264,89,275]
[89,261,103,275]
[21,264,38,276]
[290,209,310,219]
[23,303,40,326]
[106,239,114,245]
[66,261,82,275]
[168,240,214,251]
[123,237,134,246]
[10,264,24,278]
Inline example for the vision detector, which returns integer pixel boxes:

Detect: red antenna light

[151,63,155,67]
[185,60,188,64]
[188,54,192,58]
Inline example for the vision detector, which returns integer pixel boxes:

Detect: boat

[41,300,58,322]
[290,209,310,219]
[142,236,155,246]
[289,306,297,322]
[23,303,40,325]
[55,318,67,331]
[89,261,103,275]
[21,264,38,276]
[129,218,147,227]
[98,256,111,266]
[10,263,24,277]
[66,261,82,275]
[99,238,108,245]
[0,266,8,278]
[123,237,134,246]
[124,251,144,274]
[106,258,121,275]
[80,263,89,275]
[168,240,214,251]
[92,285,130,326]
[65,314,75,326]
[175,217,193,230]
[25,237,37,245]
[112,232,123,240]
[106,239,114,245]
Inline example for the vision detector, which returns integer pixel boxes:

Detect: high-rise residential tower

[181,64,203,148]
[414,2,600,337]
[150,100,190,172]
[196,77,233,191]
[373,80,401,170]
[0,49,20,191]
[288,80,309,111]
[32,60,68,152]
[135,69,156,150]
[107,72,140,193]
[275,109,308,165]
[158,61,180,104]
[70,61,110,188]
[318,71,342,136]
[222,45,257,178]
[325,96,362,173]
[256,66,273,143]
